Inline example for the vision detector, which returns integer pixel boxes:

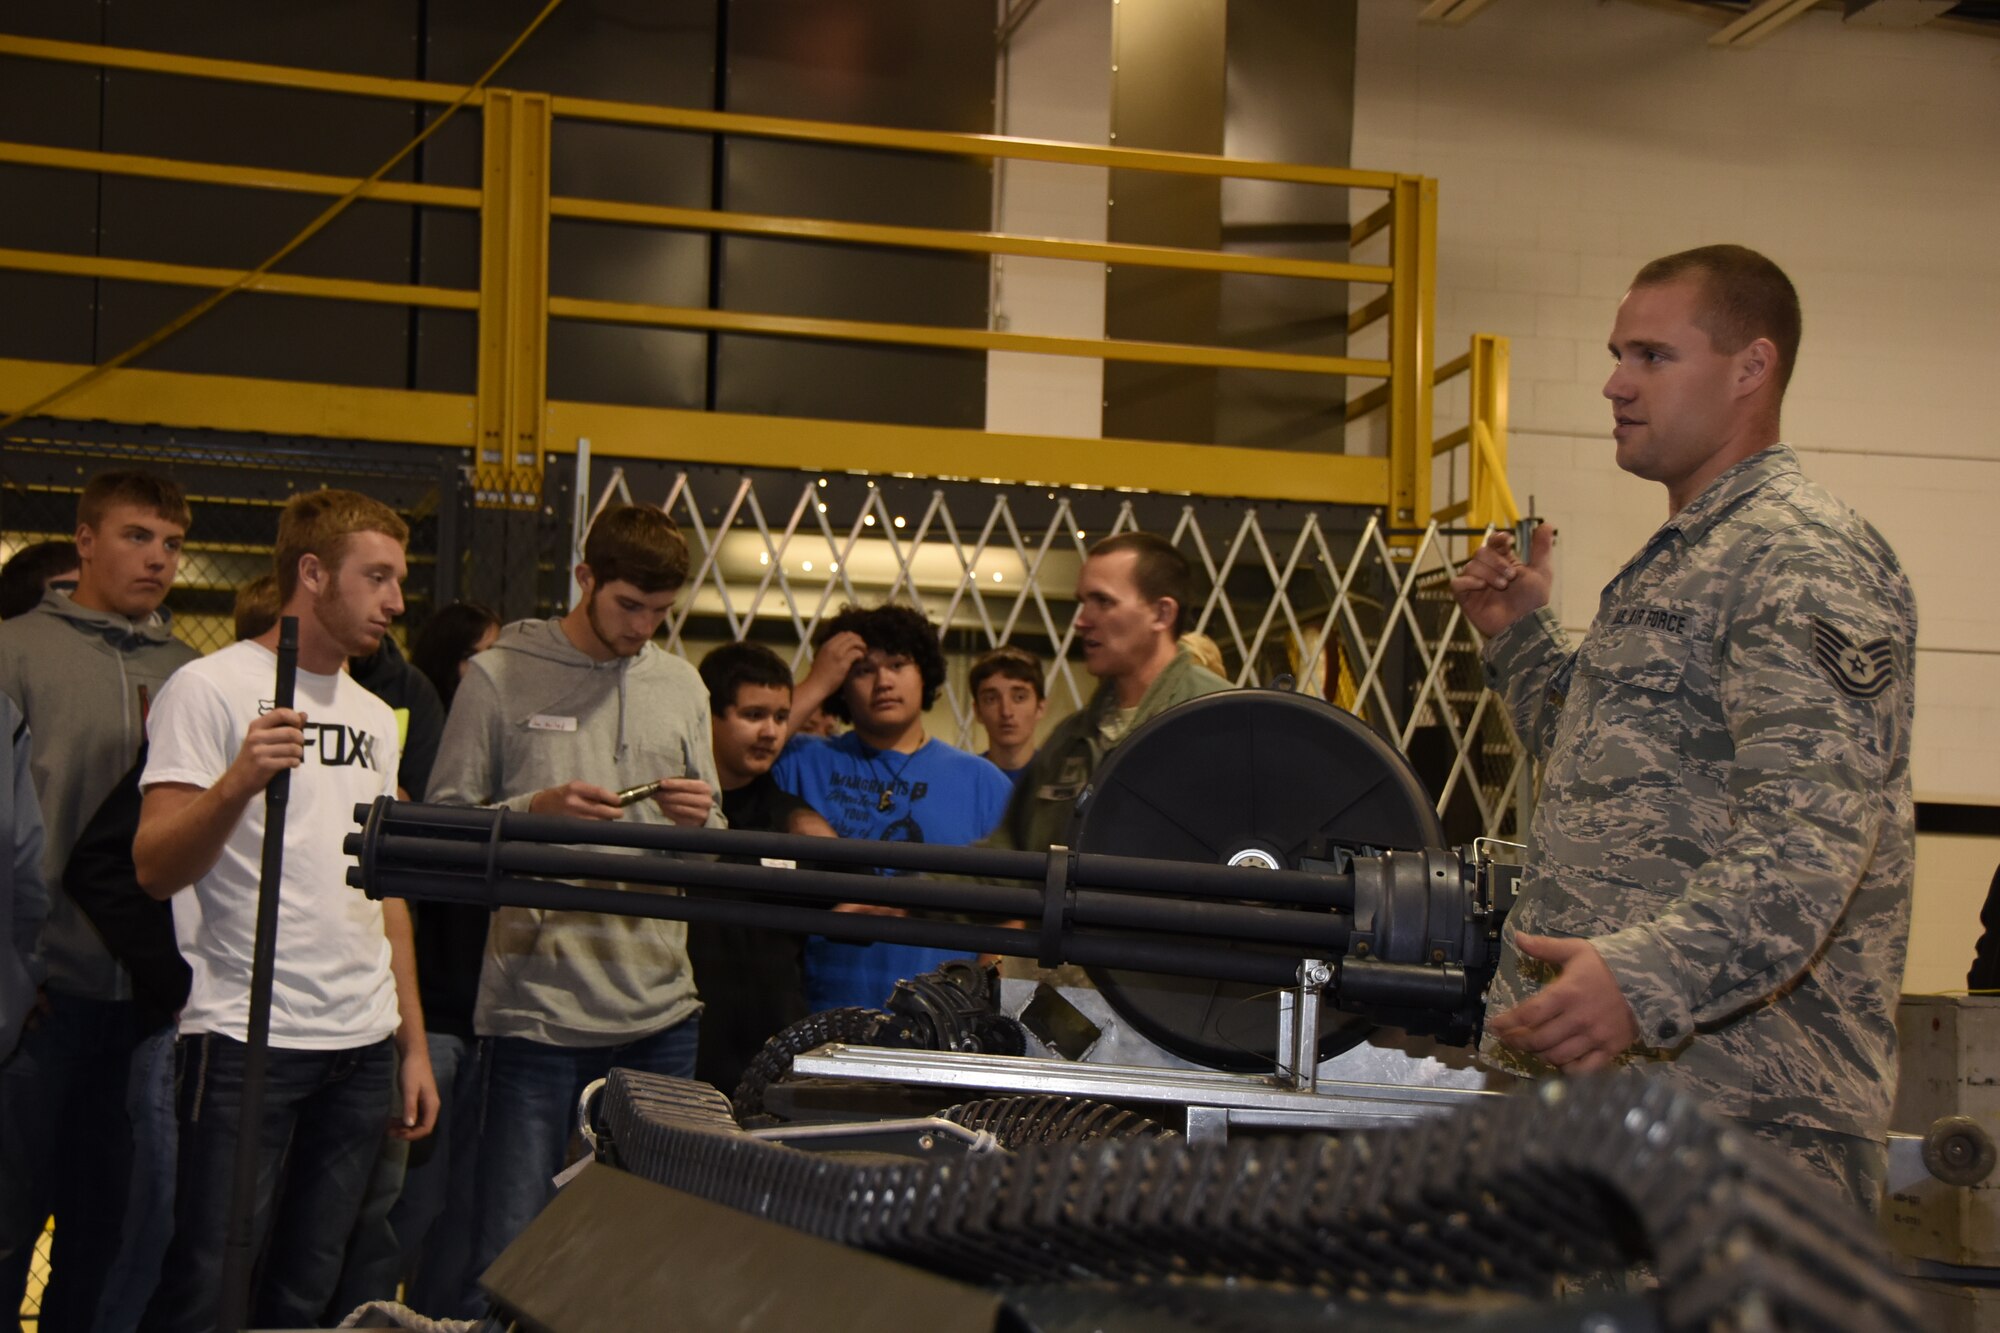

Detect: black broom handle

[216,615,297,1333]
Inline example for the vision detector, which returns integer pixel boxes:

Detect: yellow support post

[475,90,551,510]
[1386,175,1438,528]
[1466,333,1512,529]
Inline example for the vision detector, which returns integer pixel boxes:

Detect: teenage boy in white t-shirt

[133,490,438,1332]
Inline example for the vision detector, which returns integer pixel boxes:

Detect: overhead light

[829,561,839,573]
[992,572,1003,583]
[893,517,906,529]
[758,552,769,565]
[802,560,814,572]
[817,477,828,488]
[817,503,827,513]
[863,515,877,527]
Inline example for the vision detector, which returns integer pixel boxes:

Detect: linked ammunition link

[601,1070,1917,1332]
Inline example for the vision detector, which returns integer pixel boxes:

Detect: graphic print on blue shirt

[771,732,1012,1011]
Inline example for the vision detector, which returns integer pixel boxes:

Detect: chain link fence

[1,421,471,1328]
[1,420,469,658]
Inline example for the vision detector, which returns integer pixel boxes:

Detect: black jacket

[65,748,188,1033]
[1966,863,2000,993]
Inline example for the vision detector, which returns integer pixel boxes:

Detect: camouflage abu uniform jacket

[1480,444,1915,1141]
[984,649,1232,857]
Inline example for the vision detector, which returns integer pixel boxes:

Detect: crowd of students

[0,471,1220,1330]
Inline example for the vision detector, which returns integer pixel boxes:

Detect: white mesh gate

[579,455,1527,841]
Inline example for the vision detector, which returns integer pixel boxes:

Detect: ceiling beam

[1418,0,1501,25]
[1710,0,1822,47]
[1842,0,1955,29]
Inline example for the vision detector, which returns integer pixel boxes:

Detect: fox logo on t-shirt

[257,700,383,772]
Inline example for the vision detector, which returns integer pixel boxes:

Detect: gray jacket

[0,695,48,1059]
[0,592,198,1000]
[426,618,721,1046]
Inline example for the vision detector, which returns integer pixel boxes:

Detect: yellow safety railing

[1429,333,1517,538]
[0,30,1478,518]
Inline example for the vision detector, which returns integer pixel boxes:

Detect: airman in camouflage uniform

[984,531,1231,859]
[1453,246,1915,1211]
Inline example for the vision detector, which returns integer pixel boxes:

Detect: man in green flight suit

[1452,245,1916,1213]
[986,532,1231,857]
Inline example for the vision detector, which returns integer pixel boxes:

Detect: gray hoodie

[0,592,198,1000]
[1,695,48,1058]
[425,617,721,1046]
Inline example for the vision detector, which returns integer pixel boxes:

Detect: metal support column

[1386,174,1436,527]
[475,88,551,511]
[1465,332,1510,531]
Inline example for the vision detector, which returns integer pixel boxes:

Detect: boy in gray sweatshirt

[426,504,721,1287]
[0,470,198,1332]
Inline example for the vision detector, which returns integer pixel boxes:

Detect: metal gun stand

[792,956,1499,1147]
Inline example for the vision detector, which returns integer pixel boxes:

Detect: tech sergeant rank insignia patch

[1811,617,1895,700]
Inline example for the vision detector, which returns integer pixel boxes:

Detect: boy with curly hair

[776,604,1010,1012]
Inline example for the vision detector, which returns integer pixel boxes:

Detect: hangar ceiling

[1417,0,2000,45]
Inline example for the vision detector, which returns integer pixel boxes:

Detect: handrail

[1429,333,1514,532]
[0,142,1388,285]
[552,198,1390,283]
[0,142,481,209]
[0,32,474,106]
[551,93,1398,188]
[0,247,479,310]
[0,27,1480,512]
[547,296,1390,378]
[0,32,1395,190]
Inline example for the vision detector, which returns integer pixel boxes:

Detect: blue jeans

[0,993,142,1333]
[469,1019,699,1290]
[328,1031,485,1319]
[398,1033,486,1318]
[94,1023,179,1333]
[142,1033,396,1333]
[322,1106,411,1322]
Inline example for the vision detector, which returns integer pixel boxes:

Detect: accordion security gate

[581,456,1528,843]
[0,423,1527,843]
[0,420,1528,840]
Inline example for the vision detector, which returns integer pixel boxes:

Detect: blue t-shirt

[982,752,1033,789]
[772,732,1012,1012]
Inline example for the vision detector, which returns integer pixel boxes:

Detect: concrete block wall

[1352,1,2000,991]
[984,0,1111,440]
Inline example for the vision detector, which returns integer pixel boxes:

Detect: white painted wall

[1351,1,2000,986]
[1910,833,2000,995]
[985,0,1112,440]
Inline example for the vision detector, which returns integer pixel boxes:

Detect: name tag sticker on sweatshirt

[527,714,578,733]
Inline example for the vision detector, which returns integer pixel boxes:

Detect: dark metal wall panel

[1214,0,1356,452]
[415,0,717,408]
[10,0,1007,430]
[713,0,992,429]
[0,2,106,365]
[1103,0,1226,445]
[91,1,421,388]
